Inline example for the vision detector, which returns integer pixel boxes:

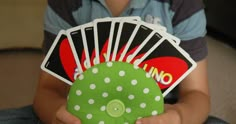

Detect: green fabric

[67,62,164,124]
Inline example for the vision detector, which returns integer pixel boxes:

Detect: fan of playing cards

[40,16,197,123]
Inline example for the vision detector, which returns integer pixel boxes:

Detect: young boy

[32,0,210,124]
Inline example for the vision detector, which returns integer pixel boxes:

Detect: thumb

[55,104,81,124]
[135,108,181,124]
[135,115,164,124]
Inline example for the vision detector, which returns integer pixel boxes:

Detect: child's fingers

[55,105,81,124]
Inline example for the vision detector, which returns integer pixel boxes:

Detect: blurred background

[0,0,235,123]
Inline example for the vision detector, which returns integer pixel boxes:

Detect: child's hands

[135,104,181,124]
[53,104,81,124]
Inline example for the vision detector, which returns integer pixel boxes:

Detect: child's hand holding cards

[40,16,197,123]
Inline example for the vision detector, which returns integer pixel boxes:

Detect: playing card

[133,39,197,97]
[41,17,191,97]
[108,18,120,61]
[142,21,181,45]
[41,30,78,85]
[93,18,112,63]
[66,25,90,72]
[143,21,167,32]
[142,22,181,45]
[125,31,163,63]
[108,17,141,61]
[118,21,156,61]
[81,22,96,67]
[121,21,180,62]
[111,19,139,61]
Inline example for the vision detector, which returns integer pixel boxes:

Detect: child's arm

[33,60,81,124]
[136,58,210,124]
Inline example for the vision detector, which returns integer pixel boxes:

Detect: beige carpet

[0,36,235,123]
[207,36,236,123]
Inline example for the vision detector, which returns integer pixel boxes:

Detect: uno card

[112,20,139,61]
[118,21,156,61]
[81,22,96,67]
[67,25,89,72]
[41,30,78,85]
[108,18,120,61]
[93,18,112,63]
[108,17,141,61]
[125,31,163,63]
[122,21,181,62]
[143,22,167,32]
[141,21,181,45]
[134,39,197,97]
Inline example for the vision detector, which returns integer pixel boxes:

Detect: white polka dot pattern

[152,110,158,116]
[100,106,106,111]
[79,75,84,80]
[102,92,108,98]
[86,114,92,119]
[143,88,150,94]
[88,99,94,104]
[126,108,132,113]
[92,68,98,74]
[128,94,135,100]
[74,105,80,111]
[116,86,123,92]
[99,121,105,124]
[90,84,96,90]
[67,62,164,124]
[107,62,113,67]
[140,103,146,108]
[131,80,138,85]
[104,77,110,83]
[119,70,125,77]
[76,90,82,96]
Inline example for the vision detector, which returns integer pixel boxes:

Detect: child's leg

[0,105,41,124]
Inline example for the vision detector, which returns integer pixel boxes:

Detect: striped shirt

[43,0,207,61]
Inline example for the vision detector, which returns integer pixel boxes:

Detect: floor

[0,36,235,123]
[206,36,236,123]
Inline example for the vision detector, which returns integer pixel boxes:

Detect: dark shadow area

[207,27,236,49]
[0,48,43,54]
[204,0,236,50]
